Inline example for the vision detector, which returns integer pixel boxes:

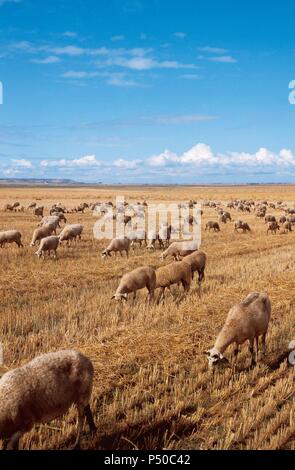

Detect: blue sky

[1,0,295,183]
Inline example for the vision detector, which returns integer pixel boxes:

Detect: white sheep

[101,237,131,258]
[127,229,147,248]
[160,240,199,261]
[35,235,60,259]
[59,224,83,245]
[0,230,23,248]
[182,250,207,285]
[30,224,55,246]
[0,349,96,450]
[205,292,271,368]
[112,266,156,303]
[155,261,192,303]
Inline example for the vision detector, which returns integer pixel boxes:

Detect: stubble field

[0,185,295,450]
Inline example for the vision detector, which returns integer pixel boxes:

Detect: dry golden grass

[0,185,295,450]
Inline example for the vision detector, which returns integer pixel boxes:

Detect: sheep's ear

[122,294,128,301]
[203,350,210,356]
[111,295,115,299]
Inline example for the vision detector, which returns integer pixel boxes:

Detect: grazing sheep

[39,215,65,232]
[127,229,147,247]
[279,215,287,224]
[111,266,156,303]
[101,237,131,258]
[219,214,228,224]
[34,206,44,218]
[30,224,55,246]
[59,224,83,245]
[0,230,23,248]
[3,204,14,212]
[282,221,292,233]
[267,221,280,235]
[158,224,173,248]
[234,220,251,233]
[27,202,37,211]
[205,292,271,368]
[155,261,191,303]
[205,221,220,232]
[146,230,158,250]
[35,236,59,259]
[0,349,96,450]
[182,250,207,285]
[265,214,276,224]
[160,240,199,261]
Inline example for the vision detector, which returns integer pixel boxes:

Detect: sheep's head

[101,250,111,259]
[204,348,230,368]
[111,293,127,301]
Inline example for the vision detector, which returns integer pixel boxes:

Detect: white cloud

[105,54,196,70]
[12,158,33,168]
[61,70,100,78]
[48,45,85,56]
[180,143,217,164]
[62,32,77,38]
[148,149,178,167]
[209,55,237,63]
[174,32,187,39]
[113,159,140,169]
[106,73,139,87]
[147,144,295,170]
[40,155,102,168]
[111,35,125,42]
[198,46,228,54]
[0,0,21,6]
[179,74,200,80]
[31,55,61,64]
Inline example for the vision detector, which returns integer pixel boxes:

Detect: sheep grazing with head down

[155,261,191,303]
[30,224,55,246]
[112,266,156,303]
[59,224,83,245]
[101,237,131,258]
[205,221,220,232]
[182,250,206,286]
[205,292,271,368]
[160,240,199,261]
[35,235,60,259]
[0,349,96,450]
[0,230,23,248]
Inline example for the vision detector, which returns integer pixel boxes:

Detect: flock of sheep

[0,196,294,450]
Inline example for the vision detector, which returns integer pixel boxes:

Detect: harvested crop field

[0,185,295,450]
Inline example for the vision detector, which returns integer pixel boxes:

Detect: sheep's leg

[73,406,85,450]
[261,333,267,355]
[233,344,239,362]
[6,431,24,450]
[126,250,129,258]
[148,288,155,304]
[249,338,256,366]
[84,404,96,432]
[132,291,137,305]
[157,287,165,304]
[255,336,259,357]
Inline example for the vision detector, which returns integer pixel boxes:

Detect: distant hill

[0,178,95,186]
